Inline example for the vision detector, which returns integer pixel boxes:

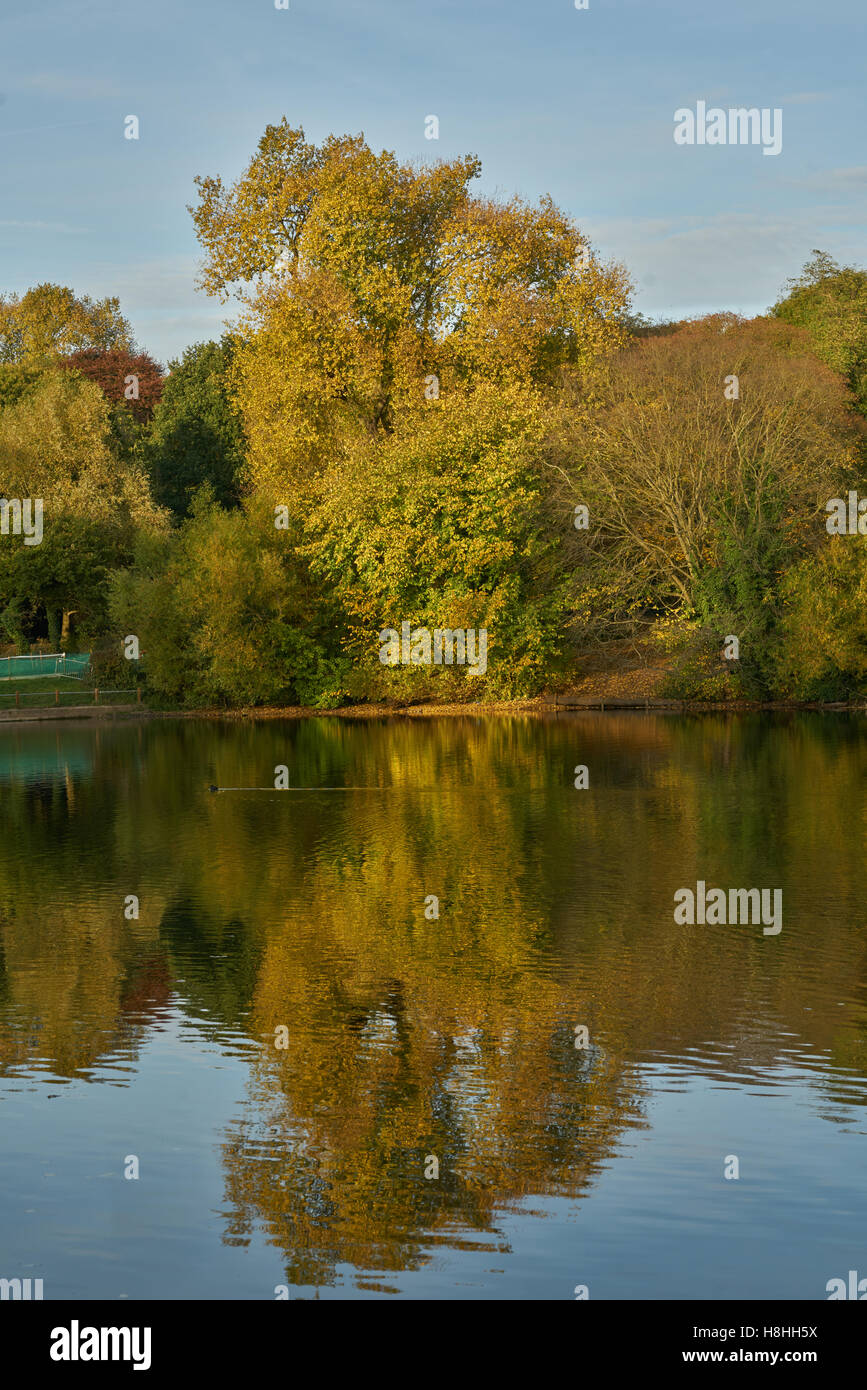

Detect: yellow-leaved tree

[189,120,632,499]
[0,284,133,366]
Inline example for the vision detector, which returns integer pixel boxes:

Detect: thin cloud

[789,167,867,191]
[583,211,867,319]
[0,218,86,232]
[13,72,124,101]
[0,117,110,140]
[779,92,830,105]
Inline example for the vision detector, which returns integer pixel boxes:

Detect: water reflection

[1,713,865,1292]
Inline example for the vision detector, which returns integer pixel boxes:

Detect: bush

[776,535,867,699]
[89,646,134,690]
[659,630,745,701]
[108,491,345,708]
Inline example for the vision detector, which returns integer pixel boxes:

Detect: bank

[1,696,864,727]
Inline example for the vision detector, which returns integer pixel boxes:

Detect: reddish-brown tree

[59,347,164,422]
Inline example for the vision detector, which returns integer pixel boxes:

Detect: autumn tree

[174,120,633,702]
[549,316,865,692]
[772,250,867,419]
[778,536,867,698]
[58,347,164,423]
[190,120,631,497]
[304,382,571,699]
[0,283,133,365]
[0,363,45,410]
[0,371,166,647]
[108,490,345,706]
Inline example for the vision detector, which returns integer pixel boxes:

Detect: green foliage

[303,384,572,700]
[0,362,45,410]
[145,340,246,519]
[776,536,867,699]
[7,214,867,707]
[772,250,867,418]
[107,387,572,708]
[108,492,346,708]
[89,644,134,689]
[658,630,745,701]
[689,474,792,697]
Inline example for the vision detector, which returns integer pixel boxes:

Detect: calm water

[0,712,865,1300]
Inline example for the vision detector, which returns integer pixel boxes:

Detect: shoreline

[1,696,865,727]
[147,694,867,718]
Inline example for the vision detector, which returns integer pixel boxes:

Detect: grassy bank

[0,676,143,710]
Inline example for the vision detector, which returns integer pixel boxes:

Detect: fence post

[55,689,59,706]
[15,691,19,708]
[136,686,142,704]
[93,687,98,705]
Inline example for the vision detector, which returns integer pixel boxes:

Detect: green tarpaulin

[0,652,90,679]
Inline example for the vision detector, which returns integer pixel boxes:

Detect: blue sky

[1,0,865,366]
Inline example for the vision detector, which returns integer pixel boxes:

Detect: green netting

[0,652,91,679]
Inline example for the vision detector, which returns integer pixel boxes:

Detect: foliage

[0,283,133,365]
[0,371,166,646]
[304,382,571,700]
[776,536,867,699]
[145,340,246,519]
[190,120,630,495]
[5,160,867,706]
[0,362,45,410]
[108,492,346,707]
[772,250,867,417]
[59,347,165,423]
[547,315,865,692]
[658,629,745,701]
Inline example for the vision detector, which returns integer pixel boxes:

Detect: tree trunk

[61,610,78,650]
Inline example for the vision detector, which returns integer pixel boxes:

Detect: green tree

[305,382,571,700]
[772,251,867,418]
[778,536,867,699]
[108,492,344,706]
[145,340,246,519]
[0,362,45,410]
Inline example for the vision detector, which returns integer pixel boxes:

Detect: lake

[1,712,865,1300]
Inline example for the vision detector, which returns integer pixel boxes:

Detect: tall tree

[190,121,631,496]
[549,315,865,690]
